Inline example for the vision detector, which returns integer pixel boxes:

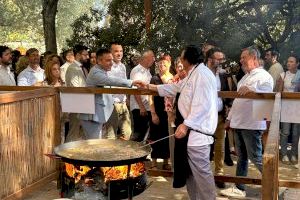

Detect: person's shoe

[219,186,246,198]
[281,155,290,164]
[291,156,298,165]
[215,181,225,189]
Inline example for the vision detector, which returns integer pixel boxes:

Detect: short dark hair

[26,48,39,57]
[266,48,279,59]
[96,48,111,58]
[62,49,73,60]
[182,45,202,65]
[73,44,88,56]
[202,40,217,48]
[288,54,299,63]
[0,45,10,58]
[110,42,122,47]
[205,47,223,63]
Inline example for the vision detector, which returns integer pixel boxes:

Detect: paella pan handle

[44,153,62,159]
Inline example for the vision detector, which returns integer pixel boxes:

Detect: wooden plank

[54,93,61,146]
[3,172,57,200]
[279,180,300,188]
[147,169,173,177]
[0,88,57,104]
[214,175,262,185]
[218,91,275,99]
[147,169,261,185]
[281,92,300,99]
[0,86,52,91]
[58,86,158,95]
[0,86,279,99]
[262,93,281,200]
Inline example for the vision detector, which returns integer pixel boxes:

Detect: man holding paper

[80,48,142,139]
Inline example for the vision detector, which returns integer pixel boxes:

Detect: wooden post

[262,93,281,200]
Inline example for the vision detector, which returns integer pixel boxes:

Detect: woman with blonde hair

[148,54,174,170]
[44,60,64,87]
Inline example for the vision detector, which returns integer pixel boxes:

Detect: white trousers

[186,145,216,200]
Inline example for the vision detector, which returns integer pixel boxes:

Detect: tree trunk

[144,0,152,41]
[42,0,59,54]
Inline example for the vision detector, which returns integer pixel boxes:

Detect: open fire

[65,162,145,183]
[61,162,147,199]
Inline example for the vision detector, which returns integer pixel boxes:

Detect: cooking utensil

[139,133,175,149]
[54,139,151,167]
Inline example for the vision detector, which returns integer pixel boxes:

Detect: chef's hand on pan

[175,123,188,139]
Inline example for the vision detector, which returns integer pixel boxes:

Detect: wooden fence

[0,88,60,199]
[0,86,300,199]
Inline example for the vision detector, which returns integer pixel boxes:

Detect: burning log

[61,162,147,199]
[101,162,145,182]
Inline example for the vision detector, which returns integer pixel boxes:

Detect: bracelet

[147,84,150,90]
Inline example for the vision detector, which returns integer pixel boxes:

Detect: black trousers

[130,109,151,142]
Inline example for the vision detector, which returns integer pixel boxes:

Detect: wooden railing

[0,86,300,199]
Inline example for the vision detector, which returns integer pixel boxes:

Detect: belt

[188,128,215,139]
[114,102,126,104]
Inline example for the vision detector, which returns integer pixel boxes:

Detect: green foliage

[68,0,300,62]
[0,0,96,51]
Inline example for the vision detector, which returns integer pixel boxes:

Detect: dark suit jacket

[218,72,235,117]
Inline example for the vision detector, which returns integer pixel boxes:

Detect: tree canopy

[0,0,96,51]
[68,0,300,62]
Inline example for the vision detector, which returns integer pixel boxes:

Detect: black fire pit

[54,139,151,200]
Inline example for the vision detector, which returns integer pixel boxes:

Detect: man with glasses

[65,44,89,142]
[205,48,232,189]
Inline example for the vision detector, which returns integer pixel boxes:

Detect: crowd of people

[0,42,299,199]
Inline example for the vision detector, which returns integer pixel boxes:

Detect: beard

[264,61,272,70]
[2,60,12,66]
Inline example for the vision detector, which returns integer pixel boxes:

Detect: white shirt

[107,61,127,103]
[228,68,274,130]
[157,63,218,146]
[60,61,72,83]
[280,71,296,92]
[130,64,152,111]
[65,60,86,87]
[17,66,45,86]
[216,72,223,112]
[0,65,16,86]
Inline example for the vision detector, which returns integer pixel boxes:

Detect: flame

[65,163,91,183]
[64,162,145,183]
[101,162,145,182]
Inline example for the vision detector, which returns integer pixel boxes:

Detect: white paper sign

[60,93,95,114]
[281,100,300,123]
[252,100,274,121]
